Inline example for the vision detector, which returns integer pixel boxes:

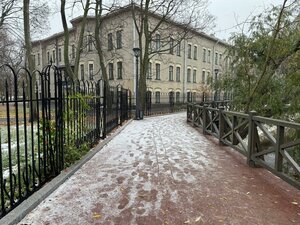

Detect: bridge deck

[19,113,300,225]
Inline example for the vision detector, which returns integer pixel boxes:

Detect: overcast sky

[208,0,284,40]
[48,0,285,41]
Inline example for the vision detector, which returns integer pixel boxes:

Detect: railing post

[219,106,225,145]
[192,104,195,127]
[275,126,284,172]
[187,103,190,122]
[247,111,257,167]
[232,115,238,145]
[203,104,208,134]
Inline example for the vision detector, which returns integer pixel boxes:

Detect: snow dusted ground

[18,113,300,225]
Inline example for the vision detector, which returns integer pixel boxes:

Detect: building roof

[32,3,229,47]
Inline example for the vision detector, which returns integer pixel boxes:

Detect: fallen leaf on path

[93,213,101,219]
[184,220,190,224]
[195,216,203,222]
[291,202,298,205]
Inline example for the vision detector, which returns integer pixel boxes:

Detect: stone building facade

[32,5,230,103]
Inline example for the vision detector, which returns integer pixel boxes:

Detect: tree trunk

[60,0,74,77]
[23,0,37,121]
[94,0,108,82]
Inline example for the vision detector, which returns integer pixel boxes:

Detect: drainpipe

[212,39,220,100]
[183,39,187,103]
[55,37,59,67]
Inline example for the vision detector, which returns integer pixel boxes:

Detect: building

[32,4,230,103]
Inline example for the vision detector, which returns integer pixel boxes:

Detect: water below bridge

[19,113,300,225]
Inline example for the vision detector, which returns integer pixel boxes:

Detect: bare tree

[130,0,215,108]
[61,0,91,79]
[93,0,123,82]
[1,0,50,40]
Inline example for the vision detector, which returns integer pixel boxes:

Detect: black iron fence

[0,64,131,218]
[187,103,300,190]
[144,92,186,116]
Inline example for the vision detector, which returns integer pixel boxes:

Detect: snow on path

[19,113,300,225]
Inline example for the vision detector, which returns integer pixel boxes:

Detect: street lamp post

[133,47,141,120]
[214,68,219,101]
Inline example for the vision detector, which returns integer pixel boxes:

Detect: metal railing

[144,95,187,116]
[0,64,131,218]
[187,103,300,189]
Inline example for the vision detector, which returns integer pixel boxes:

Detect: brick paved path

[19,113,300,225]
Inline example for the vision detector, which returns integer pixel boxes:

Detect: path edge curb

[0,119,133,225]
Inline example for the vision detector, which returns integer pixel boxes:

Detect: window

[169,91,174,104]
[72,45,75,59]
[88,63,94,80]
[187,44,192,59]
[225,57,228,70]
[176,92,180,103]
[155,91,160,103]
[147,62,152,79]
[215,52,218,65]
[52,50,55,63]
[169,38,174,54]
[176,67,180,82]
[80,64,84,80]
[108,33,113,50]
[207,50,211,63]
[47,52,50,64]
[169,66,174,81]
[203,48,206,62]
[88,35,93,51]
[155,34,161,51]
[116,30,122,49]
[194,46,197,60]
[155,63,160,80]
[187,92,192,102]
[219,54,222,66]
[202,71,206,84]
[33,55,36,66]
[117,62,122,79]
[187,68,191,82]
[38,53,40,65]
[193,69,196,83]
[207,71,211,85]
[58,48,62,62]
[176,41,181,56]
[108,63,114,80]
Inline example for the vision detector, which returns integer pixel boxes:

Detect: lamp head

[133,47,141,57]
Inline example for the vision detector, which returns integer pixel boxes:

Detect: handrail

[187,103,300,190]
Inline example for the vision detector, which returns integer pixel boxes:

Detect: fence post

[117,85,122,125]
[203,104,208,134]
[247,111,257,167]
[103,81,107,139]
[192,104,195,127]
[275,126,284,172]
[219,106,225,145]
[96,81,100,139]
